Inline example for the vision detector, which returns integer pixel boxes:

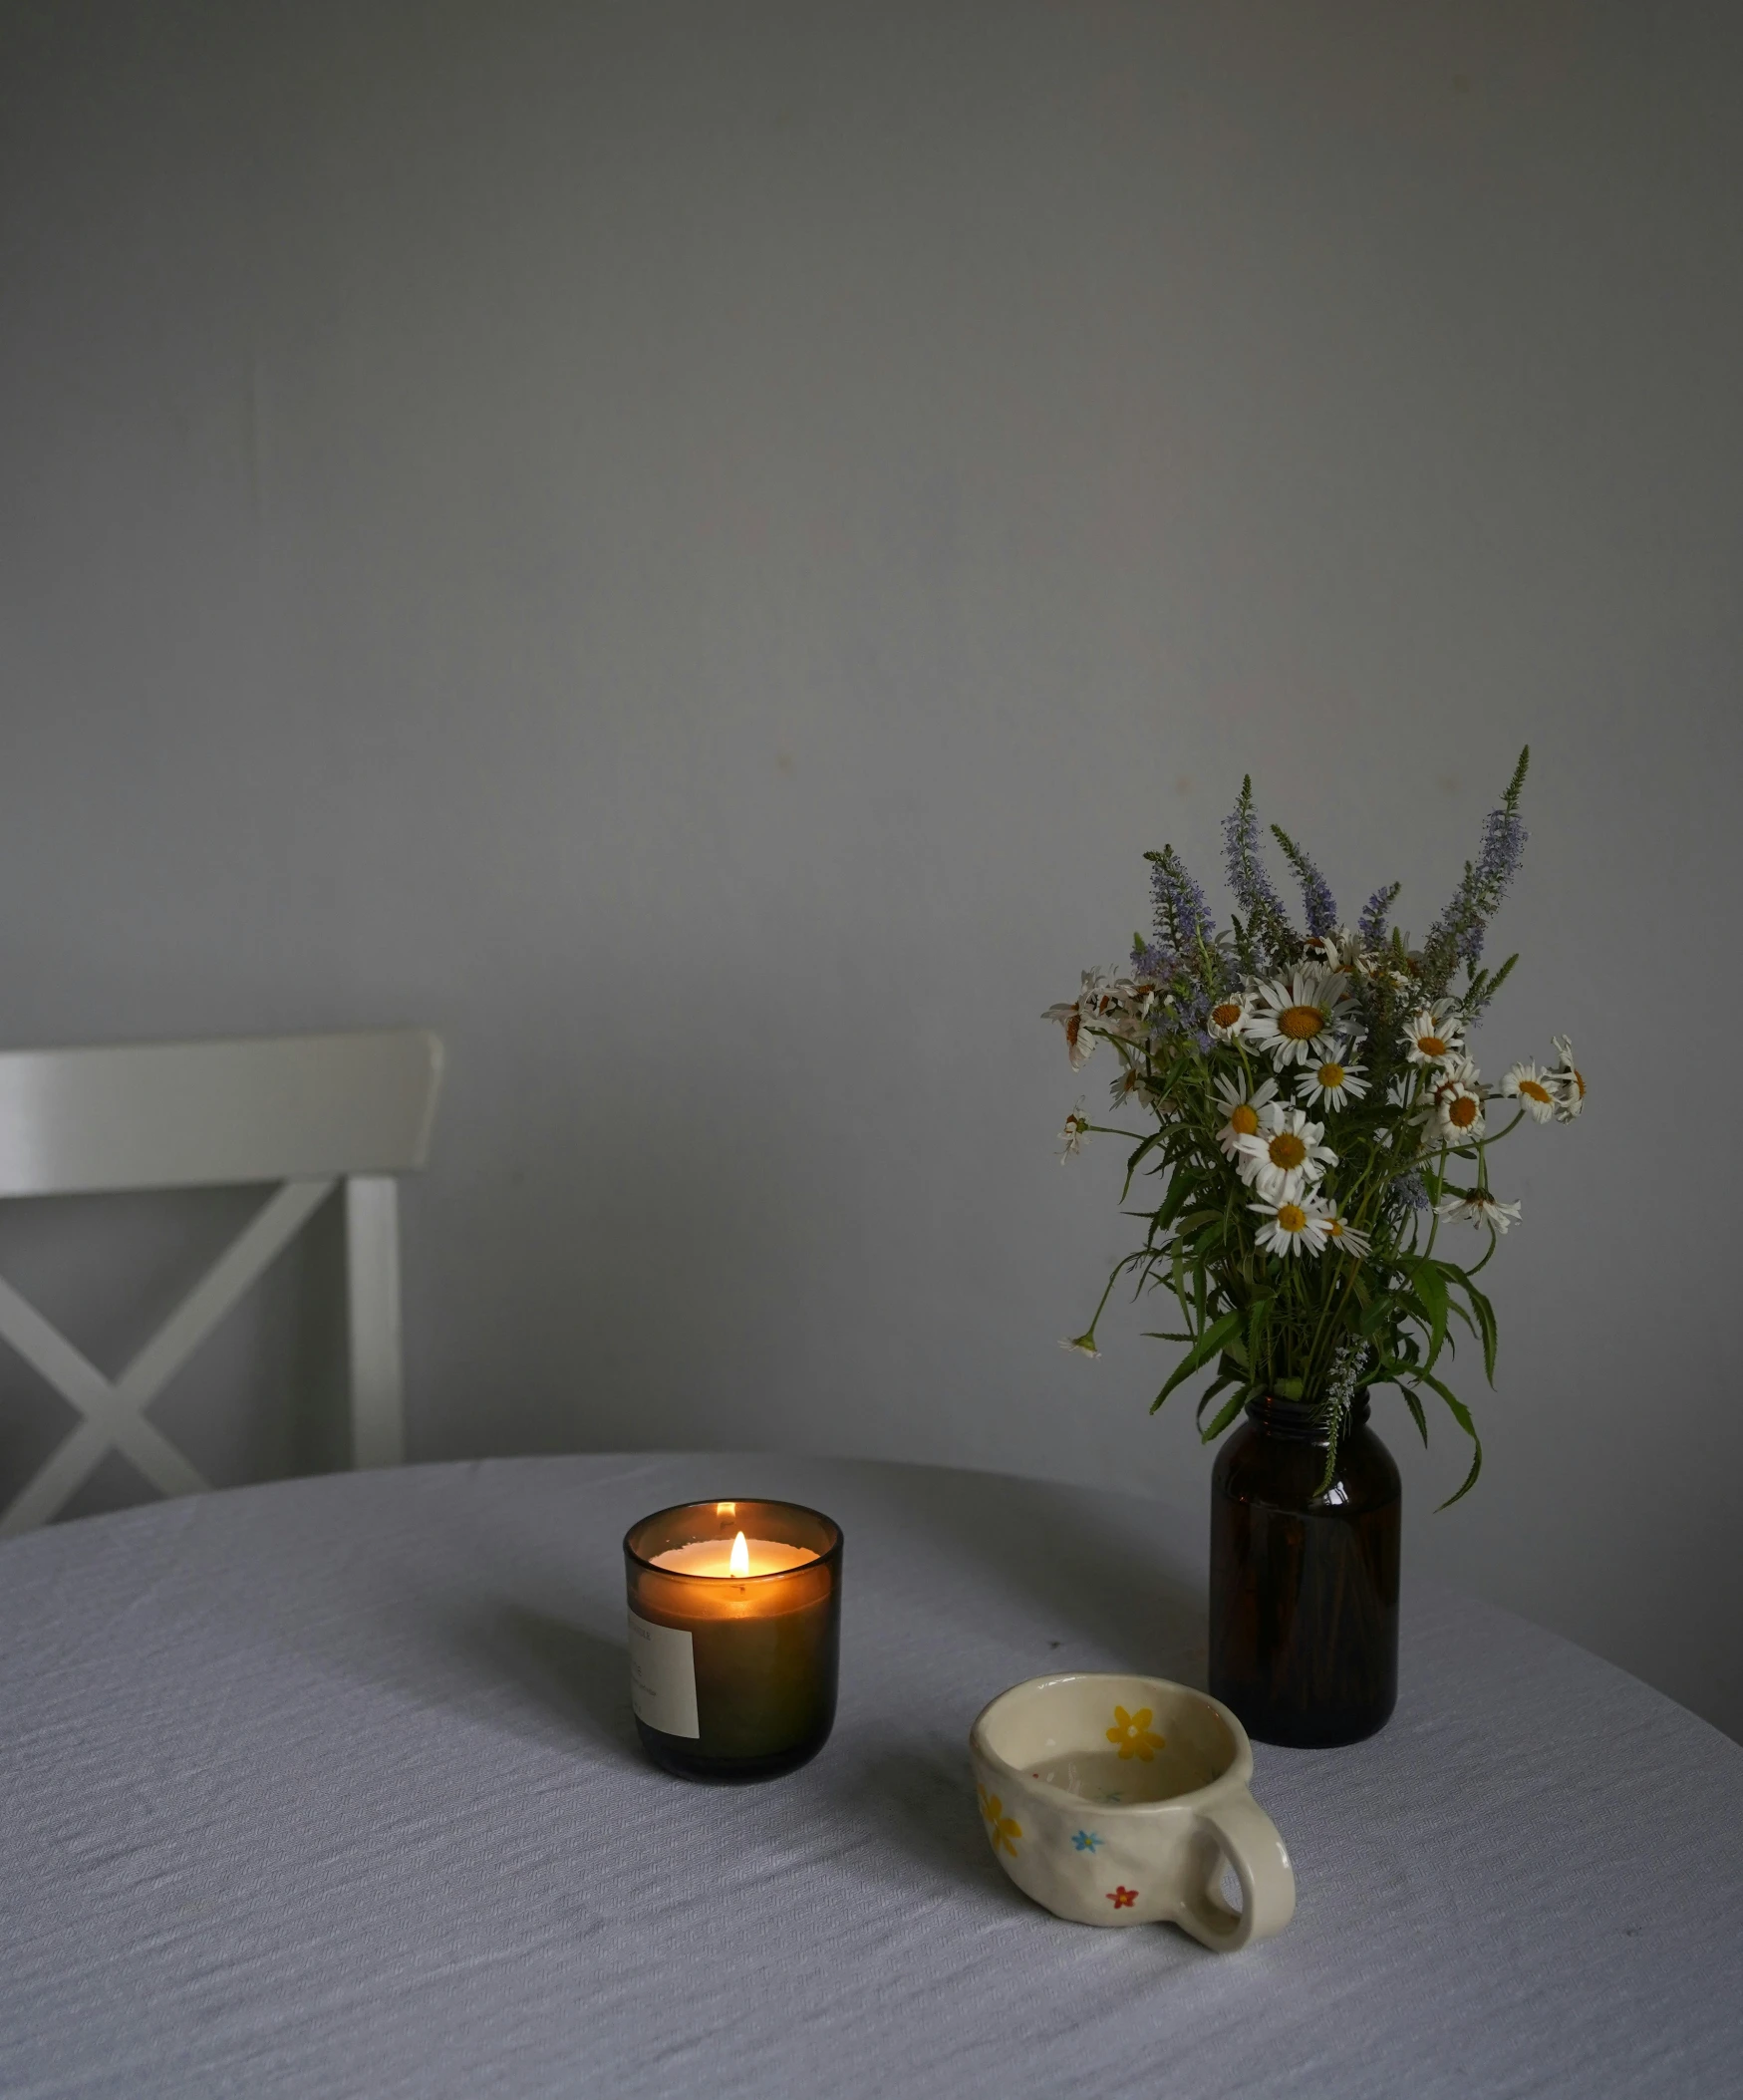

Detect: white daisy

[1307,926,1358,971]
[1250,1193,1332,1259]
[1060,1333,1101,1357]
[1549,1035,1586,1122]
[1500,1061,1559,1124]
[1430,1071,1486,1145]
[1299,1053,1370,1110]
[1435,1189,1522,1234]
[1235,1103,1338,1200]
[1058,1106,1091,1161]
[1246,969,1354,1068]
[1403,1008,1465,1070]
[1042,972,1105,1069]
[1322,1208,1370,1259]
[1212,1072,1279,1160]
[1206,991,1256,1045]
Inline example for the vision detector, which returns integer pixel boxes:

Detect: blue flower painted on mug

[1071,1830,1103,1853]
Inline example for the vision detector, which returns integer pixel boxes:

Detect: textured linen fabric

[0,1452,1737,2099]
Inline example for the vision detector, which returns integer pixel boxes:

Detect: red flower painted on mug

[1107,1886,1138,1910]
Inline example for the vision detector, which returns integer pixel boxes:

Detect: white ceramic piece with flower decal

[969,1672,1295,1952]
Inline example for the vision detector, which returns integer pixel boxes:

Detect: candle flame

[729,1530,749,1579]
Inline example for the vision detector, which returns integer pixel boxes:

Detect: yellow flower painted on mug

[978,1783,1021,1856]
[1107,1704,1164,1761]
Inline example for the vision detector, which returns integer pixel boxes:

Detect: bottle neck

[1244,1389,1370,1443]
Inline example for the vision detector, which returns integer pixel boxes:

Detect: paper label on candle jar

[627,1611,700,1738]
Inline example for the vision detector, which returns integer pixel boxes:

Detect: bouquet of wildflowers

[1045,750,1584,1504]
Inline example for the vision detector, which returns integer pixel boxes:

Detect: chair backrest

[0,1030,443,1535]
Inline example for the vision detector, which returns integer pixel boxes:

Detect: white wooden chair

[0,1030,443,1536]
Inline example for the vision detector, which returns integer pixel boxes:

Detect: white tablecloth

[0,1452,1738,2098]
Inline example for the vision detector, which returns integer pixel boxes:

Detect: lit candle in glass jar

[623,1499,842,1780]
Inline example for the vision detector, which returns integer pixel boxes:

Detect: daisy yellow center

[1230,1103,1260,1136]
[1211,1002,1244,1029]
[1519,1078,1553,1103]
[1277,1203,1307,1234]
[1416,1034,1448,1057]
[1316,1062,1344,1089]
[1268,1132,1307,1170]
[1327,1217,1345,1236]
[1279,1004,1323,1041]
[1447,1095,1480,1129]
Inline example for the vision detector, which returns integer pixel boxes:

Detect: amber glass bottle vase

[1209,1390,1400,1748]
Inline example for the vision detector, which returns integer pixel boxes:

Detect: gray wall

[3,1,1739,1739]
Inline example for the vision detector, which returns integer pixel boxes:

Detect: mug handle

[1179,1791,1297,1952]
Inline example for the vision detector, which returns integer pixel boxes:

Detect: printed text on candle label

[627,1612,700,1738]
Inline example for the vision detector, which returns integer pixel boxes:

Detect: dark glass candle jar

[1209,1391,1400,1748]
[623,1499,842,1781]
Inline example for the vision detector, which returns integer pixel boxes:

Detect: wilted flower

[1107,1063,1147,1110]
[1435,1189,1523,1234]
[1549,1036,1587,1121]
[1042,972,1106,1069]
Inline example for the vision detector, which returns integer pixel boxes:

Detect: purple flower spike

[1145,845,1216,958]
[1390,1170,1430,1213]
[1420,749,1531,994]
[1271,824,1338,939]
[1456,805,1529,967]
[1359,882,1401,947]
[1222,779,1297,967]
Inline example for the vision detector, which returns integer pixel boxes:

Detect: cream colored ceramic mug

[969,1671,1296,1952]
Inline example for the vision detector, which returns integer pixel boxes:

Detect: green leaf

[1150,1308,1246,1413]
[1403,1388,1429,1447]
[1358,1292,1401,1339]
[1153,1172,1196,1234]
[1417,1369,1484,1508]
[1401,1257,1449,1369]
[1194,1372,1238,1428]
[1118,1128,1167,1202]
[1462,1274,1499,1384]
[1199,1384,1249,1441]
[1245,1296,1273,1382]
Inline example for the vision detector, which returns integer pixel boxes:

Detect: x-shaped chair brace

[0,1178,337,1537]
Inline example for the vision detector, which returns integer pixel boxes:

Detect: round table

[1,1453,1738,2098]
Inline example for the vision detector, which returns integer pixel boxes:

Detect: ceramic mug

[969,1671,1296,1952]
